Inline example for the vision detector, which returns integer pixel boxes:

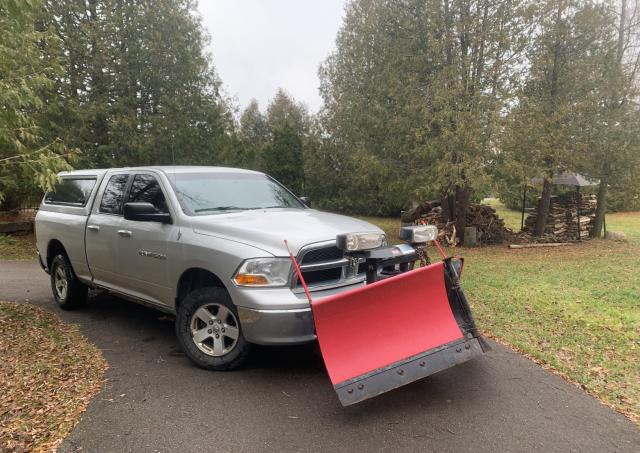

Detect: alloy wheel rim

[54,266,68,300]
[189,303,239,357]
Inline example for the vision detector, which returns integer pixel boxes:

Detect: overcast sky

[198,0,346,113]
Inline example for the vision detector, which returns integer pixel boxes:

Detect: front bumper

[233,280,365,345]
[237,306,316,345]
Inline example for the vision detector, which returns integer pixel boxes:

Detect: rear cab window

[44,178,97,206]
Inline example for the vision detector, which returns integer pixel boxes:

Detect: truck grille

[300,246,343,264]
[300,267,343,285]
[295,242,363,289]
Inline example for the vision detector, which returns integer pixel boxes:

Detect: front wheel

[50,254,88,310]
[175,287,250,370]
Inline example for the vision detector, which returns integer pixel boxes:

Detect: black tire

[50,254,88,310]
[175,287,250,371]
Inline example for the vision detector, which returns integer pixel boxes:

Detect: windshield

[172,172,305,215]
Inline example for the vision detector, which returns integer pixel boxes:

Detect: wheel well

[176,268,226,307]
[47,240,67,268]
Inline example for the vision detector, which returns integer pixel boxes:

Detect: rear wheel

[50,254,88,310]
[175,287,250,370]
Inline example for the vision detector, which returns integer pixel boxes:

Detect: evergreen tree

[581,0,640,234]
[266,88,309,134]
[238,99,269,169]
[498,0,640,235]
[262,125,305,194]
[318,0,528,222]
[261,89,310,191]
[41,0,236,168]
[0,0,76,207]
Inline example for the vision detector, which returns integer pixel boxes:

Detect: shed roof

[531,172,599,187]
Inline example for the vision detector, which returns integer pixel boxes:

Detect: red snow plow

[288,226,490,406]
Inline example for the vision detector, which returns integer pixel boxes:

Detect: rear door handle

[117,230,132,238]
[87,225,100,231]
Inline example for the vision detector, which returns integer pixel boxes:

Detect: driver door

[116,172,178,307]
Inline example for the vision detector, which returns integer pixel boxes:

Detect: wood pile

[403,201,510,246]
[523,193,596,240]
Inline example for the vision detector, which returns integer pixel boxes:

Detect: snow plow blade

[311,260,489,406]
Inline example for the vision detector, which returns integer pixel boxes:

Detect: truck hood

[190,208,384,256]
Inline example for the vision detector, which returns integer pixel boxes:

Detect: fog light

[399,225,438,244]
[336,232,386,251]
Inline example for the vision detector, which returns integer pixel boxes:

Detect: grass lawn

[361,206,640,424]
[0,234,36,260]
[0,302,106,452]
[483,197,524,231]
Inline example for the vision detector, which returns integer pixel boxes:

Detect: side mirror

[299,196,311,207]
[123,202,172,224]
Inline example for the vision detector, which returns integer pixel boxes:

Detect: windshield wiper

[195,206,247,213]
[248,205,288,210]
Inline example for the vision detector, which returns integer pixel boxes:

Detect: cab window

[127,174,168,213]
[99,174,130,214]
[44,178,96,206]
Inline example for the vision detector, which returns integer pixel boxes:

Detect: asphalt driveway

[1,260,638,452]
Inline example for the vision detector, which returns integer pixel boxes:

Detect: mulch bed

[0,302,106,452]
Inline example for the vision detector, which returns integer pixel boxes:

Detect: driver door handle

[117,229,132,238]
[87,225,100,231]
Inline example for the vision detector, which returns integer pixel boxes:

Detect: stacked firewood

[523,193,596,240]
[402,201,509,245]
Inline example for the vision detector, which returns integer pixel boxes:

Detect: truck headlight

[336,232,386,251]
[399,225,438,244]
[233,258,291,287]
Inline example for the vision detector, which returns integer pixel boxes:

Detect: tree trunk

[618,1,627,64]
[534,178,553,237]
[591,181,607,238]
[441,193,456,223]
[455,185,470,241]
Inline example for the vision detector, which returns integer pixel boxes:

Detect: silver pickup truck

[35,166,385,370]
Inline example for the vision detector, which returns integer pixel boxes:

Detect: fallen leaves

[0,301,106,452]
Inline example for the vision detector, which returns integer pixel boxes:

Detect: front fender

[169,228,276,304]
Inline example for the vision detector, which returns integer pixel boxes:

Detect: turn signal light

[234,274,270,286]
